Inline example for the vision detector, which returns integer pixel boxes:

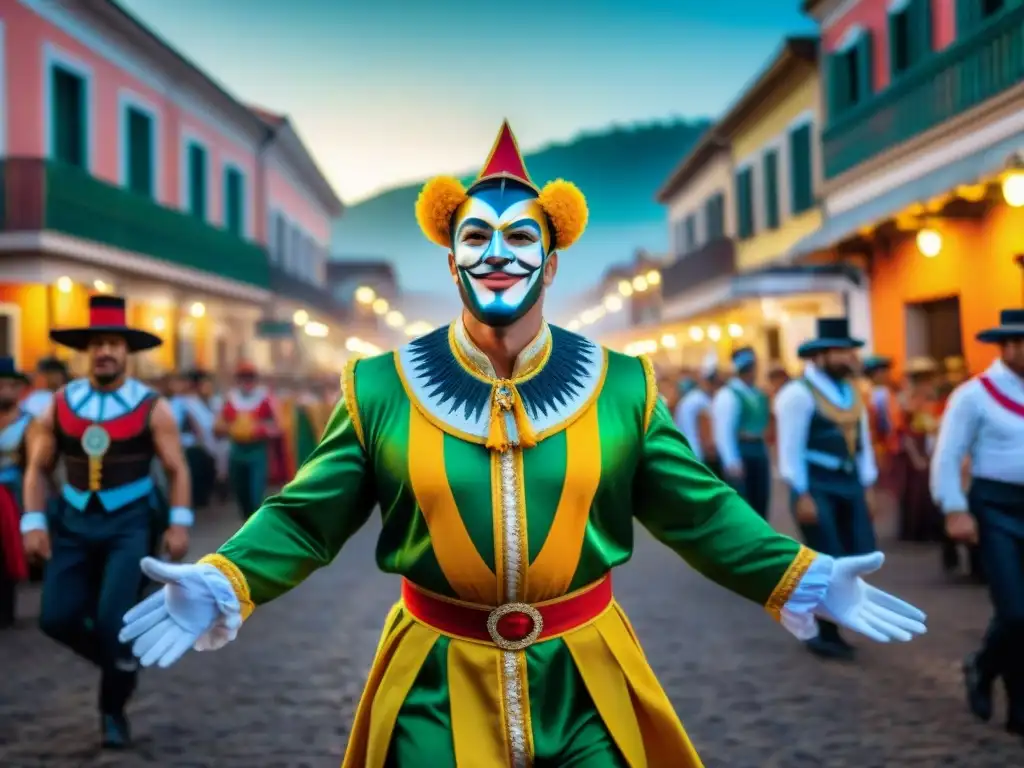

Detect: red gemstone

[496,612,534,640]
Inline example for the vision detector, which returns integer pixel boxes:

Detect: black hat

[977,309,1024,343]
[187,368,212,384]
[861,355,892,374]
[36,356,68,375]
[0,357,27,382]
[49,295,162,353]
[797,317,865,359]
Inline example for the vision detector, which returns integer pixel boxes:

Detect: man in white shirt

[774,317,878,659]
[21,357,69,418]
[712,347,771,519]
[673,352,721,475]
[930,309,1024,736]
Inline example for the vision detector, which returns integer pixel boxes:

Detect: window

[125,105,154,197]
[789,123,815,215]
[762,150,780,230]
[673,218,686,254]
[827,30,874,119]
[51,65,87,168]
[735,168,754,239]
[684,214,697,252]
[704,193,725,240]
[889,0,932,77]
[289,225,302,274]
[186,142,208,220]
[274,211,286,264]
[224,165,245,236]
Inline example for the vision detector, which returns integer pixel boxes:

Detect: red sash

[979,376,1024,418]
[0,486,27,582]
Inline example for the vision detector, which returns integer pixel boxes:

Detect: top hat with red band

[49,295,163,353]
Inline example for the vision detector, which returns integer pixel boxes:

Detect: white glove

[817,552,927,642]
[119,557,243,668]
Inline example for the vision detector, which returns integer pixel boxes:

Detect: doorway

[905,296,963,363]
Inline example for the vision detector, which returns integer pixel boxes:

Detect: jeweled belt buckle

[486,601,543,651]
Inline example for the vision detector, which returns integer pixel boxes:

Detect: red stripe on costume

[55,389,157,439]
[0,486,27,582]
[979,376,1024,418]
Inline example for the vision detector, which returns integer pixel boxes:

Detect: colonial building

[798,0,1024,376]
[0,0,343,376]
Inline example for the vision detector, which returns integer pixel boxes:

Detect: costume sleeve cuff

[778,555,835,640]
[20,512,48,533]
[197,553,256,620]
[169,506,195,527]
[763,545,820,628]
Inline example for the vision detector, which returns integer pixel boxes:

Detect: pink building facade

[0,0,343,374]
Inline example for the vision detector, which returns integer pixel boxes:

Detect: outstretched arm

[634,372,926,642]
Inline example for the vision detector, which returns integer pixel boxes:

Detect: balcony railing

[0,158,270,289]
[660,238,736,301]
[268,264,348,322]
[822,5,1024,179]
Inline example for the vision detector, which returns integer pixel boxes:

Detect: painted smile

[470,272,525,291]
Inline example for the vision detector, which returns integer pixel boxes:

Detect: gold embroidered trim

[340,359,365,449]
[198,554,256,620]
[449,321,552,385]
[638,354,658,433]
[805,380,864,457]
[764,546,817,622]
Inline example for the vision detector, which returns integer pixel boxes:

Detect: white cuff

[192,564,246,651]
[20,512,48,533]
[169,507,195,527]
[779,554,835,640]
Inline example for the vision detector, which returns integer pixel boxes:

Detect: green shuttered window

[51,65,87,168]
[126,107,154,198]
[705,192,725,240]
[735,168,754,240]
[763,150,780,230]
[789,123,814,214]
[958,0,1010,37]
[187,142,208,220]
[826,30,875,121]
[224,166,245,236]
[889,0,933,78]
[685,214,697,251]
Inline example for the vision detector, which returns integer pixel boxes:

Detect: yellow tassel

[484,381,537,452]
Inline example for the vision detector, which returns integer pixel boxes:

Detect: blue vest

[802,378,864,495]
[0,409,31,497]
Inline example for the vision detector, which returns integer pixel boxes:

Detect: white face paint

[451,186,551,326]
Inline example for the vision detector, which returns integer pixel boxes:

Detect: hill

[331,118,710,302]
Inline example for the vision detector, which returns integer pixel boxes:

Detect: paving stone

[0,495,1020,766]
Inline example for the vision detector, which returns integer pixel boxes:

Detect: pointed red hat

[472,120,537,192]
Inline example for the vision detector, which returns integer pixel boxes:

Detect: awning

[785,128,1024,261]
[660,264,863,324]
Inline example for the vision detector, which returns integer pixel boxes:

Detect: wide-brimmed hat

[235,361,258,378]
[49,295,162,352]
[0,356,28,383]
[977,309,1024,343]
[797,317,865,359]
[906,356,938,376]
[36,356,68,376]
[861,355,892,374]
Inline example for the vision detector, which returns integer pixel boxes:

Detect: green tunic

[209,321,812,766]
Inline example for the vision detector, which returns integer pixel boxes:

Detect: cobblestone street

[1,495,1020,767]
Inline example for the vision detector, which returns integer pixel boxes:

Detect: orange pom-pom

[415,176,467,248]
[538,179,588,250]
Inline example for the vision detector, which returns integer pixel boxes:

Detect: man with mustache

[21,295,192,749]
[774,318,880,660]
[0,357,31,629]
[121,122,925,767]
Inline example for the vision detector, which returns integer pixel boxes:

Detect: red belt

[401,575,613,651]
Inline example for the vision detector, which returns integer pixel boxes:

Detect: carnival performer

[182,369,219,510]
[0,357,31,628]
[711,346,771,519]
[860,355,898,471]
[897,357,942,544]
[215,362,279,520]
[674,352,721,473]
[21,295,192,749]
[774,317,880,660]
[121,121,925,767]
[930,309,1024,736]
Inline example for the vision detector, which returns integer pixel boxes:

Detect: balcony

[823,6,1024,179]
[268,264,348,322]
[660,238,737,301]
[0,158,270,289]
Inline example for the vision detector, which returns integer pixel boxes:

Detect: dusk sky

[117,0,814,203]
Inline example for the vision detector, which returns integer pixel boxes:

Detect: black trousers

[728,443,771,520]
[185,445,215,509]
[39,496,152,715]
[970,479,1024,718]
